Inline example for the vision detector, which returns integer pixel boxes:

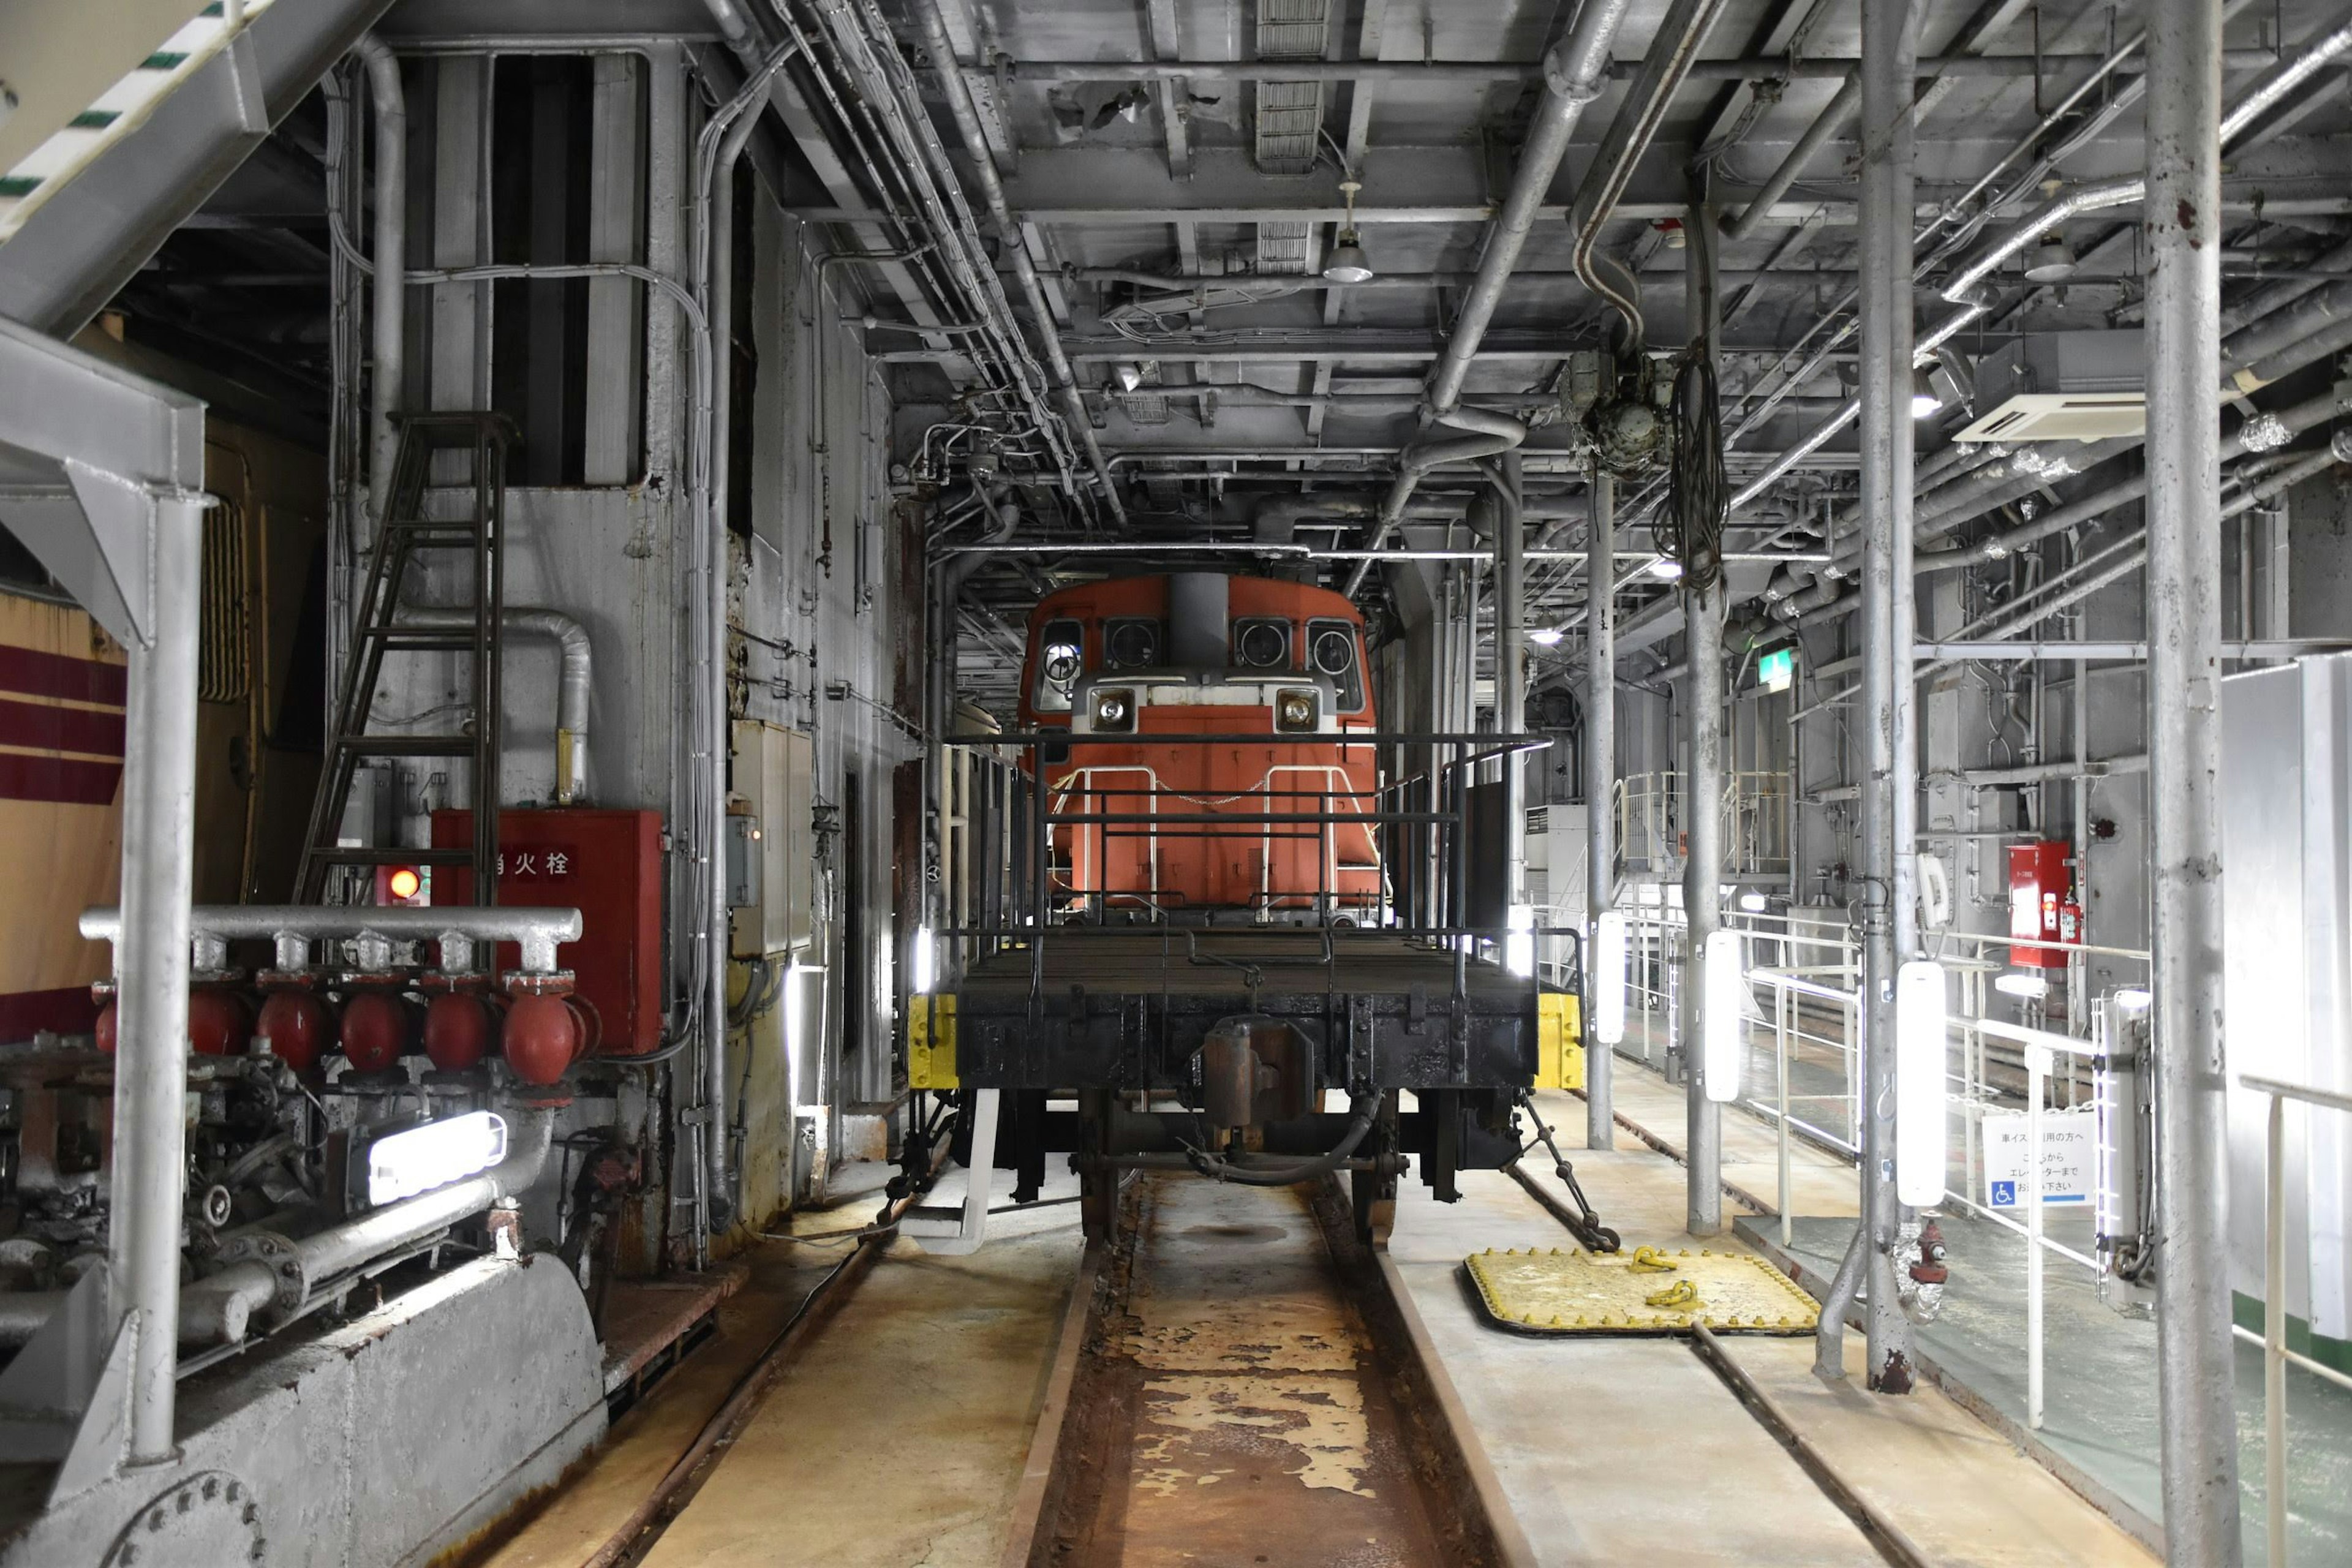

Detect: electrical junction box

[1956,330,2146,444]
[429,807,665,1055]
[730,720,815,959]
[724,812,763,909]
[2006,839,2073,970]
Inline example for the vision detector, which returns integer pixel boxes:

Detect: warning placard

[1982,1107,2095,1207]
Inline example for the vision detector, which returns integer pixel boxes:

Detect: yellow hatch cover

[1463,1245,1820,1335]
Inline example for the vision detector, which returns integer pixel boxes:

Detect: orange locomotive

[1017,571,1382,923]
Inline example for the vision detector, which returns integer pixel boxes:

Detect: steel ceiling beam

[0,0,398,337]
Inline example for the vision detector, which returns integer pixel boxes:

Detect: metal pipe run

[688,36,796,1237]
[913,0,1124,525]
[2144,0,2245,1555]
[109,492,206,1464]
[1569,0,1732,352]
[998,52,2284,84]
[1586,469,1618,1153]
[81,903,584,976]
[1723,76,1860,244]
[1341,0,1630,597]
[180,1107,556,1346]
[401,608,593,804]
[353,36,404,526]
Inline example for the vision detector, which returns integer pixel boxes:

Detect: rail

[2238,1072,2352,1568]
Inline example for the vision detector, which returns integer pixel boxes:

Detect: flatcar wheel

[1351,1164,1397,1249]
[1078,1089,1118,1242]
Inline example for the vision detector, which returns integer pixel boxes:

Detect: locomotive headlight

[1275,689,1317,732]
[1091,688,1135,731]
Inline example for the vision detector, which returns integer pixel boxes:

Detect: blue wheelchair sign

[1990,1180,2018,1207]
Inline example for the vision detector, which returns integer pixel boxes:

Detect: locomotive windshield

[1308,619,1364,711]
[1034,617,1082,712]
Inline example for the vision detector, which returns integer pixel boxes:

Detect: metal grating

[1252,0,1329,177]
[198,499,251,704]
[1254,219,1315,274]
[1256,0,1331,57]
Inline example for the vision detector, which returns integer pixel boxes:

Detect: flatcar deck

[957,929,1529,1005]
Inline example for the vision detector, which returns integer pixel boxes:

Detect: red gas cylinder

[502,992,584,1086]
[255,990,331,1073]
[187,987,249,1057]
[423,991,499,1074]
[339,990,410,1074]
[94,1000,116,1055]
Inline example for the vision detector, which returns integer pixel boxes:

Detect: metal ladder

[296,412,516,905]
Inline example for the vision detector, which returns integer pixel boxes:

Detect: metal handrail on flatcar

[930,729,1558,1005]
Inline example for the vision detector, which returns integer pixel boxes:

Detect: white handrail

[2236,1072,2352,1567]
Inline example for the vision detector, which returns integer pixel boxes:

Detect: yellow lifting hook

[1627,1245,1679,1273]
[1645,1279,1703,1310]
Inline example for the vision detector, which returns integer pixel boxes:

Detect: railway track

[999,1173,1521,1568]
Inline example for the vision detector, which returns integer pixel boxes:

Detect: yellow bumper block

[1463,1245,1820,1335]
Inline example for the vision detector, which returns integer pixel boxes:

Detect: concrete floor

[467,1167,1084,1568]
[1391,1090,2151,1567]
[474,1087,2152,1567]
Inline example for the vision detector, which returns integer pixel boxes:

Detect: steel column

[1683,575,1725,1234]
[109,492,206,1463]
[2144,0,2245,1554]
[1684,187,1724,1234]
[1586,470,1617,1150]
[1832,0,1921,1394]
[1494,454,1528,905]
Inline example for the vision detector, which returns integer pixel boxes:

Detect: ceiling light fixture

[1648,557,1684,580]
[1911,365,1943,419]
[1322,179,1374,284]
[1528,627,1564,646]
[2024,232,2076,284]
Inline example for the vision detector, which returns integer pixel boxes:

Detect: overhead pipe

[687,32,803,1237]
[1569,0,1733,352]
[2220,231,2352,334]
[1789,368,2352,628]
[755,0,1088,500]
[1341,0,1632,596]
[353,36,405,526]
[911,0,1124,526]
[1937,15,2352,311]
[1739,6,2345,532]
[1722,77,1860,245]
[180,1108,556,1346]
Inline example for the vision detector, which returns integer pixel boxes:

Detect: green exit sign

[1758,645,1796,693]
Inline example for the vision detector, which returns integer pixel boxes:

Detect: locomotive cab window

[1232,617,1292,670]
[1034,617,1082,712]
[1308,619,1365,712]
[1104,617,1163,670]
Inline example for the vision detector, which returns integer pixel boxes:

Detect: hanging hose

[1182,1093,1381,1187]
[1663,353,1727,595]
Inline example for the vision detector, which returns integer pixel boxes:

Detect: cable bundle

[1665,352,1727,594]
